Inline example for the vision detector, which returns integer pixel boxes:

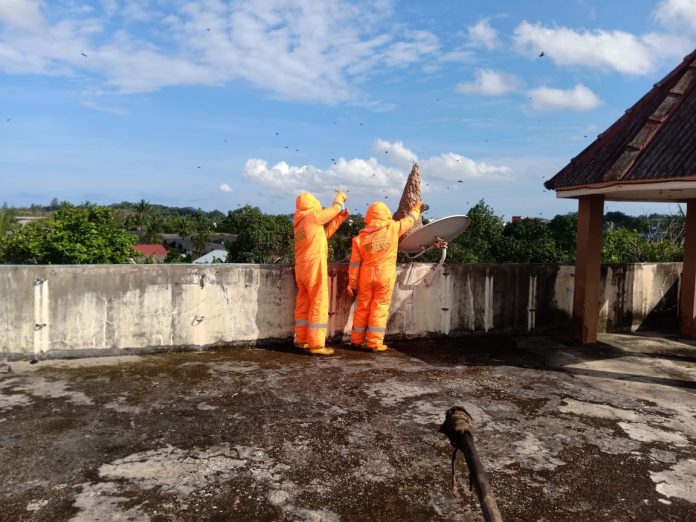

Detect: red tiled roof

[133,244,168,257]
[545,48,696,191]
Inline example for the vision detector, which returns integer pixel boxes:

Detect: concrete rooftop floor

[1,333,695,521]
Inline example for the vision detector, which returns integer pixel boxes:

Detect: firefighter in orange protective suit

[347,200,424,351]
[294,191,349,355]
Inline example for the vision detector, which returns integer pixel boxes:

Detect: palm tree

[142,213,164,244]
[134,199,150,231]
[173,216,193,239]
[191,228,212,259]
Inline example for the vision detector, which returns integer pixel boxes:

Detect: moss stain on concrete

[0,334,695,520]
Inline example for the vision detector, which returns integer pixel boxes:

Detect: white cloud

[373,139,418,168]
[513,20,693,75]
[421,153,511,181]
[467,19,499,49]
[219,183,233,193]
[243,139,512,200]
[243,157,406,199]
[377,30,440,67]
[0,0,44,30]
[528,84,601,111]
[0,0,446,104]
[456,69,520,96]
[655,0,696,32]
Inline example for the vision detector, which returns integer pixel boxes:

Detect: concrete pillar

[679,200,696,337]
[572,195,604,344]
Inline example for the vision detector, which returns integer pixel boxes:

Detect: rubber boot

[308,346,334,356]
[367,344,388,352]
[294,343,309,351]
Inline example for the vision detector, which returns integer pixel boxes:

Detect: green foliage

[329,213,365,262]
[189,211,214,259]
[164,246,191,263]
[602,228,683,263]
[171,216,193,238]
[224,206,294,263]
[638,238,683,262]
[2,198,686,266]
[1,204,137,264]
[0,209,17,238]
[142,213,165,244]
[0,209,17,260]
[447,200,504,263]
[660,205,685,245]
[133,199,150,231]
[602,228,641,263]
[548,213,578,264]
[494,218,559,263]
[605,211,649,233]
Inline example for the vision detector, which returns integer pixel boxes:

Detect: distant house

[133,244,168,263]
[130,232,237,257]
[193,249,228,264]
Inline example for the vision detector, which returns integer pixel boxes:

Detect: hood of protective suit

[294,192,321,226]
[362,201,392,232]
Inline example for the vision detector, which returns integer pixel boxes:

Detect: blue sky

[1,0,695,219]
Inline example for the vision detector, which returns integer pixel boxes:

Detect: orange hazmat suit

[294,191,348,350]
[348,201,422,350]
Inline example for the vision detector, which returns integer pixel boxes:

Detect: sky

[1,0,695,220]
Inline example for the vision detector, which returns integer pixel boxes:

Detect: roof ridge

[544,48,696,191]
[602,56,696,183]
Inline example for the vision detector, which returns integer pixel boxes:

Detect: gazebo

[545,48,696,344]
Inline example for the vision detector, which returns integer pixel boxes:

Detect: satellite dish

[399,215,470,254]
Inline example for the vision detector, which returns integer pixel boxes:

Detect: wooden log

[440,406,502,522]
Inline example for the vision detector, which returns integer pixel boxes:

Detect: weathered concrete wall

[0,263,682,358]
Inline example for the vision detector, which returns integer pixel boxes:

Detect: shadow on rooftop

[388,333,696,391]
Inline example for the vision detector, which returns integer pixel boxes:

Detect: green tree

[329,213,364,262]
[133,199,150,231]
[192,228,212,259]
[2,204,137,264]
[225,206,293,263]
[448,200,504,263]
[494,218,559,263]
[142,213,165,244]
[660,205,685,246]
[605,211,649,232]
[0,209,18,261]
[171,216,193,238]
[638,238,683,262]
[0,209,17,238]
[190,211,214,259]
[602,228,641,263]
[548,212,578,264]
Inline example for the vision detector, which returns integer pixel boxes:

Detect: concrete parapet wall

[0,263,682,358]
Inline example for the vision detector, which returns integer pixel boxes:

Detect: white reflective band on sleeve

[350,262,360,267]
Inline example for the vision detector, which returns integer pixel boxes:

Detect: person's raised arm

[316,191,347,225]
[397,201,424,237]
[325,208,349,239]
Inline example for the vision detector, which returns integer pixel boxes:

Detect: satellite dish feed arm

[425,238,447,287]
